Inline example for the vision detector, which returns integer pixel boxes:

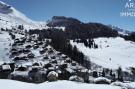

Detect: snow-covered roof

[47,71,58,77]
[94,77,111,84]
[11,71,29,77]
[2,64,11,70]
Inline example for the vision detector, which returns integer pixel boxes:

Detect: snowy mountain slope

[0,30,25,65]
[71,37,135,70]
[0,1,46,29]
[0,31,12,64]
[109,25,131,36]
[0,80,122,89]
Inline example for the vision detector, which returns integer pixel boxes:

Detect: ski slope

[71,37,135,70]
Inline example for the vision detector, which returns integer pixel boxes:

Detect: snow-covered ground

[0,30,26,64]
[0,79,122,89]
[71,37,135,70]
[0,31,12,64]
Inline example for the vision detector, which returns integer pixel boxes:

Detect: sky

[1,0,135,31]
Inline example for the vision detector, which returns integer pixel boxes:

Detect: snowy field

[0,80,122,89]
[71,37,135,70]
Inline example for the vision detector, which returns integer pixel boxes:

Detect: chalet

[13,56,28,61]
[33,45,39,49]
[25,45,32,49]
[22,49,31,54]
[39,50,45,54]
[27,53,35,58]
[0,63,12,79]
[43,56,49,60]
[61,54,68,59]
[16,66,27,71]
[32,62,40,67]
[1,64,11,71]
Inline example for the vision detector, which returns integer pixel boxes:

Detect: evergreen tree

[18,25,24,30]
[88,39,94,48]
[110,69,113,76]
[83,39,88,47]
[93,42,98,49]
[102,69,105,77]
[112,73,116,82]
[117,67,123,82]
[93,71,98,78]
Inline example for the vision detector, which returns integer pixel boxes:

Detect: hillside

[0,31,12,64]
[47,16,118,39]
[71,37,135,70]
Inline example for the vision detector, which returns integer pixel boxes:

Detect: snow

[47,71,58,77]
[111,81,135,89]
[31,49,41,57]
[53,26,65,31]
[118,31,128,36]
[126,82,135,88]
[71,37,135,70]
[0,1,47,30]
[0,80,122,89]
[69,75,84,82]
[94,77,111,84]
[66,68,74,73]
[0,31,12,64]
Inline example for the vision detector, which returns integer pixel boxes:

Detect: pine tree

[117,67,123,82]
[18,25,24,30]
[83,39,88,47]
[93,71,98,78]
[102,69,105,77]
[110,69,113,76]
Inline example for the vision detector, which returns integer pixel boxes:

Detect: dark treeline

[29,16,119,41]
[47,16,118,39]
[64,23,118,39]
[73,38,98,49]
[29,27,118,40]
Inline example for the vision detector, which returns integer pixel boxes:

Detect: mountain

[47,16,82,27]
[0,1,46,29]
[47,16,118,39]
[109,25,131,36]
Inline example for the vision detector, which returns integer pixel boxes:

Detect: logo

[120,0,135,17]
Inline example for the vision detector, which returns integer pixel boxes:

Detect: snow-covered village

[0,0,135,89]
